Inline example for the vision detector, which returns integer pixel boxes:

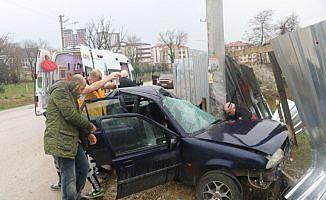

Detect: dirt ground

[93,170,196,200]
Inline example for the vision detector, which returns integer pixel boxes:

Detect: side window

[101,117,167,156]
[81,99,123,121]
[120,94,138,113]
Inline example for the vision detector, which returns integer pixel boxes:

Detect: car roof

[113,86,174,101]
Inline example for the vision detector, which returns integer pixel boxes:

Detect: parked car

[157,73,174,89]
[81,86,290,200]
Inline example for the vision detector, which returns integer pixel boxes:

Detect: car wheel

[196,170,242,200]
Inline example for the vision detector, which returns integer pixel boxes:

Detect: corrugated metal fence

[173,52,209,106]
[271,20,326,200]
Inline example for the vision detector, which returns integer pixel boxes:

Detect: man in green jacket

[44,74,97,200]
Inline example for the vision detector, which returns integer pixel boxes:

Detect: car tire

[196,170,242,200]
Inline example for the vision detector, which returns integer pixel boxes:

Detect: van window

[120,63,130,76]
[55,53,83,75]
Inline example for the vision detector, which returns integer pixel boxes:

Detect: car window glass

[101,116,167,156]
[162,97,217,135]
[81,98,123,121]
[120,93,138,113]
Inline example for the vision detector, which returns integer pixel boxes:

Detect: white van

[34,45,135,116]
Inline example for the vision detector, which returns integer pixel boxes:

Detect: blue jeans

[55,145,89,200]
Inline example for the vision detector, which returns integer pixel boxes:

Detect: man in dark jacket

[118,70,136,88]
[44,74,96,200]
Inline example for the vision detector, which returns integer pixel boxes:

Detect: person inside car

[118,70,136,88]
[224,102,257,121]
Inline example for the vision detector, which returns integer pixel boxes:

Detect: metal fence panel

[173,53,209,106]
[271,20,326,200]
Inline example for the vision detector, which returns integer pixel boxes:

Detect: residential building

[63,28,87,48]
[96,32,121,48]
[225,41,271,64]
[76,29,87,46]
[151,44,189,64]
[63,29,74,48]
[134,43,151,63]
[121,42,151,64]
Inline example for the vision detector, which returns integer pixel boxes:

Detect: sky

[0,0,325,51]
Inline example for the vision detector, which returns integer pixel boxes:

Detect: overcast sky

[0,0,325,51]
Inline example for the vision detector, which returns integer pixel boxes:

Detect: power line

[1,0,58,23]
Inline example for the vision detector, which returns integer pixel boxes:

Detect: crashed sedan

[81,86,290,200]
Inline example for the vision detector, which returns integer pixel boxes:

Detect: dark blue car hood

[195,119,288,155]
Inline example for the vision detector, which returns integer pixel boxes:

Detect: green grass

[262,87,312,182]
[285,132,312,180]
[0,82,34,111]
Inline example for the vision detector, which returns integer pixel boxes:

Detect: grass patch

[0,82,34,111]
[284,132,312,180]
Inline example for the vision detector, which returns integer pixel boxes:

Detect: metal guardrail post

[269,51,297,146]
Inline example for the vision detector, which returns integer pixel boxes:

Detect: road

[0,105,60,200]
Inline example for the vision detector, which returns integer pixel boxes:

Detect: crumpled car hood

[195,119,288,155]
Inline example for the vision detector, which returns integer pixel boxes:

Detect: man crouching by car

[44,74,97,200]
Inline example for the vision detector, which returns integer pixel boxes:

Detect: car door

[34,49,52,116]
[98,113,181,199]
[81,97,125,165]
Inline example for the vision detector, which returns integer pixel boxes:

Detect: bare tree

[124,35,141,67]
[158,29,188,65]
[85,17,127,52]
[22,39,50,78]
[245,10,275,45]
[277,13,299,35]
[0,34,9,55]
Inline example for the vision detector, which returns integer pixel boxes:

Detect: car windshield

[162,97,218,136]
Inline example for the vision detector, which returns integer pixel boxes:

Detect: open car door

[81,97,181,199]
[34,49,53,116]
[99,113,180,199]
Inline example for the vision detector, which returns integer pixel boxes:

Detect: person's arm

[82,79,107,94]
[103,82,116,89]
[82,72,120,94]
[52,87,94,132]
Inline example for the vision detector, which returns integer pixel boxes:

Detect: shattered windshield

[162,97,218,136]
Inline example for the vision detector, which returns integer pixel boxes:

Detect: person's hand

[91,124,97,133]
[88,133,97,145]
[106,72,121,81]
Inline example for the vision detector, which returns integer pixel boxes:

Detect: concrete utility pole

[206,0,226,117]
[59,15,70,50]
[59,15,65,50]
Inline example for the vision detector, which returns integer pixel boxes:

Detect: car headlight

[265,148,284,169]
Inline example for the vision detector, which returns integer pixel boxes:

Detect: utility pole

[206,0,226,117]
[59,15,70,50]
[59,15,65,50]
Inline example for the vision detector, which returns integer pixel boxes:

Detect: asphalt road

[0,105,60,200]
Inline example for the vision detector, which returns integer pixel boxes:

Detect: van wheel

[196,171,242,200]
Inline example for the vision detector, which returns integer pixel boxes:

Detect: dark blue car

[81,86,290,200]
